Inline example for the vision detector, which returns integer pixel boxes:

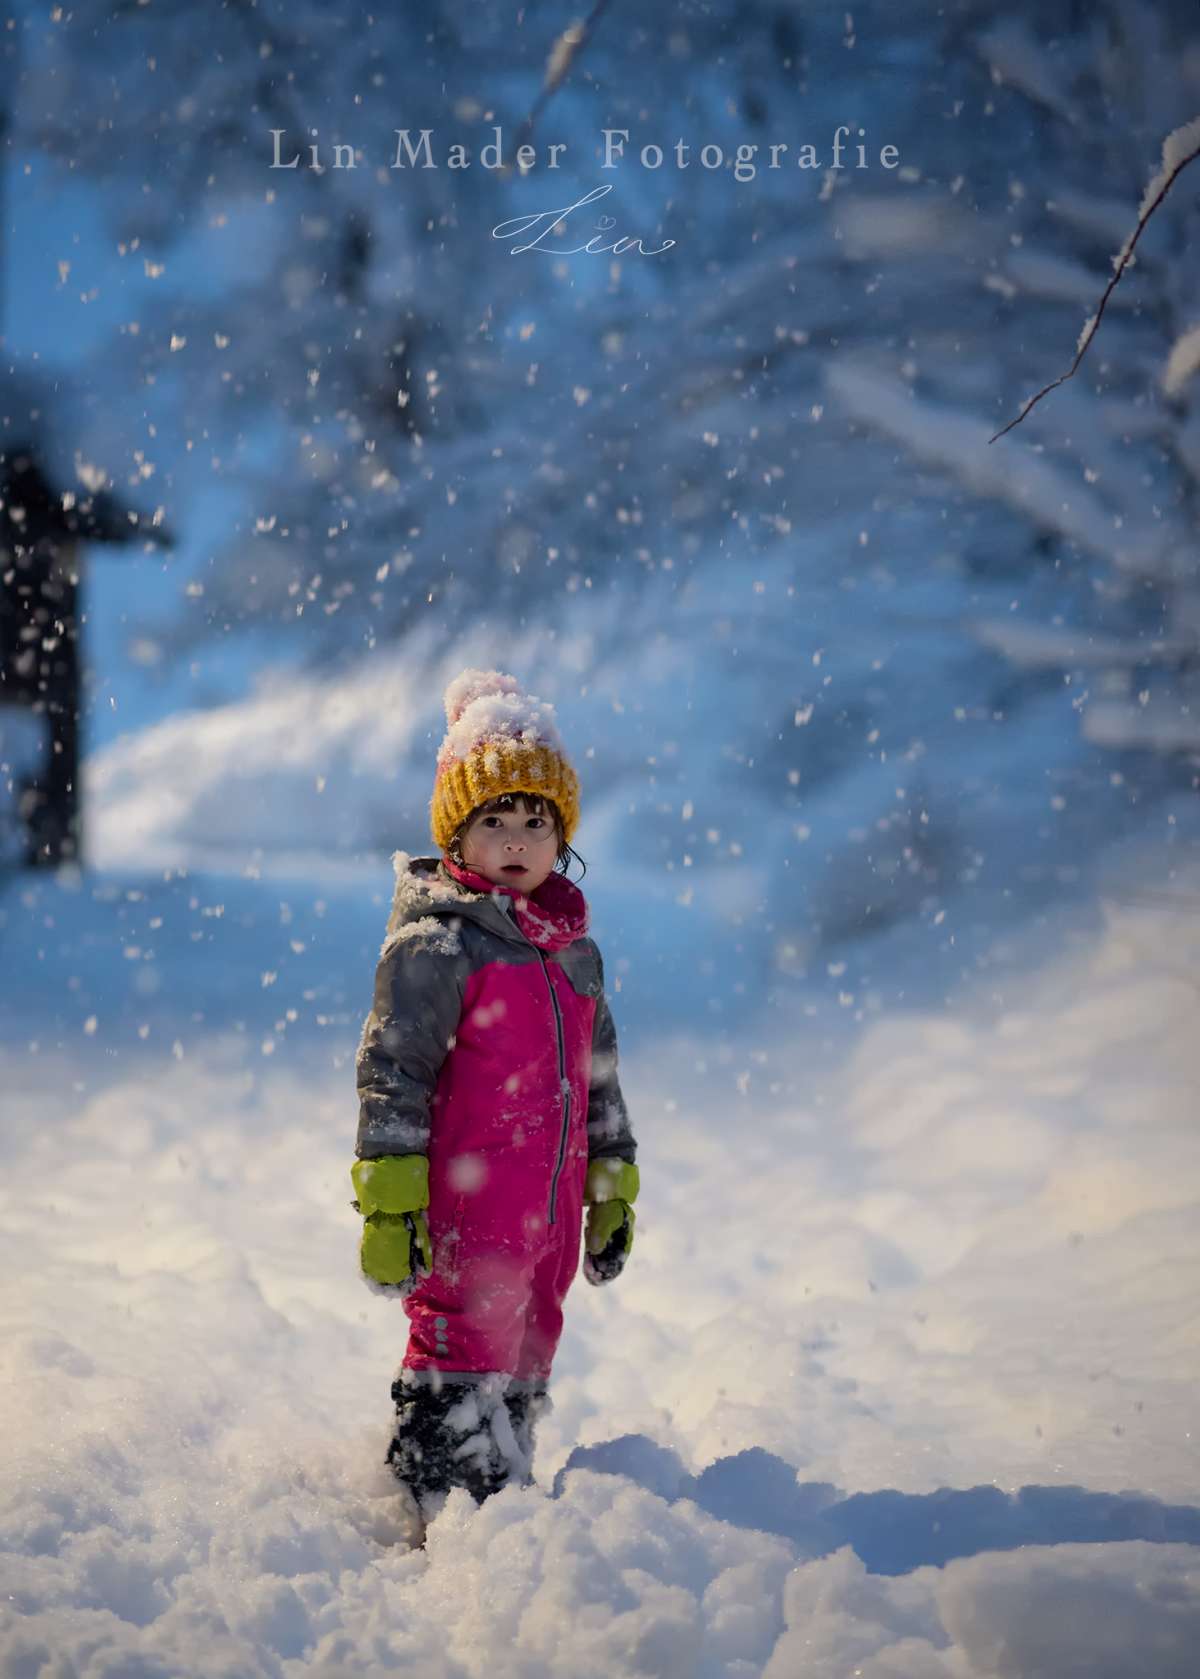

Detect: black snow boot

[386,1373,514,1512]
[503,1386,552,1489]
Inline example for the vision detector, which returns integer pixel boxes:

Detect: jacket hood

[381,850,588,955]
[442,854,589,952]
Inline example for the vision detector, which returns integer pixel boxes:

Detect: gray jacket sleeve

[355,930,469,1160]
[587,944,637,1163]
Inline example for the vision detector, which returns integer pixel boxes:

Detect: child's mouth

[501,863,527,874]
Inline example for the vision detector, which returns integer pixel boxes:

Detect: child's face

[459,801,560,893]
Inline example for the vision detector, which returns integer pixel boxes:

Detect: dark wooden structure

[0,440,172,868]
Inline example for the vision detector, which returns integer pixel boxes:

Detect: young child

[352,668,639,1538]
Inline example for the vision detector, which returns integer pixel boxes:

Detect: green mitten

[583,1158,639,1286]
[351,1155,433,1295]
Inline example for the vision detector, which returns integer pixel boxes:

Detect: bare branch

[990,120,1200,444]
[498,0,617,176]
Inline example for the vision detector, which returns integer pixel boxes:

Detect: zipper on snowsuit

[505,905,573,1225]
[536,949,572,1226]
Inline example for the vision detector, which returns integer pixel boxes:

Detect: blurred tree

[7,0,1198,958]
[1,22,174,870]
[0,436,173,867]
[8,0,816,657]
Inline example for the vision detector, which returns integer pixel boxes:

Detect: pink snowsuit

[355,852,635,1389]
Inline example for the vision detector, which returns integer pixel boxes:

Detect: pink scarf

[441,855,589,952]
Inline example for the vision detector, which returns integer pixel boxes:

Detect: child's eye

[479,813,547,834]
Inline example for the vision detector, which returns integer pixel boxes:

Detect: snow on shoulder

[379,849,481,958]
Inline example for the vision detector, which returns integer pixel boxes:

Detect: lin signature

[492,185,675,256]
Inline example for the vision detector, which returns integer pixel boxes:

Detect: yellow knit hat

[430,668,581,852]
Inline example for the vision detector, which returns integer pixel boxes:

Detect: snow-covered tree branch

[991,115,1200,441]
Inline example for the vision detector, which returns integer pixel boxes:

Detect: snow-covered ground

[2,693,1197,1673]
